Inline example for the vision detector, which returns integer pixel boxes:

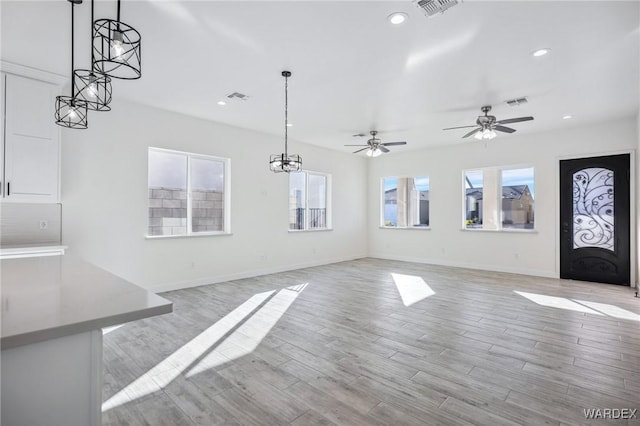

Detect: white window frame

[380,176,431,230]
[147,147,231,238]
[462,165,535,232]
[288,170,332,232]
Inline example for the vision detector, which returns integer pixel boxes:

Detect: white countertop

[1,255,173,349]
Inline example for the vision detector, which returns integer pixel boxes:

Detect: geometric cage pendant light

[269,71,302,173]
[55,0,89,129]
[74,0,112,111]
[92,0,141,80]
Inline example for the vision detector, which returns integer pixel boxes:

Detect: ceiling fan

[344,130,407,157]
[443,105,534,140]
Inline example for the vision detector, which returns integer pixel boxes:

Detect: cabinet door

[4,73,60,202]
[0,73,5,198]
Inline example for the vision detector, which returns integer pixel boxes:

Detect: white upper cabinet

[1,71,61,202]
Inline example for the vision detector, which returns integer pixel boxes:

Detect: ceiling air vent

[505,97,529,107]
[414,0,461,17]
[226,92,250,101]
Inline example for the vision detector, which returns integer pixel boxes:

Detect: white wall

[61,99,367,291]
[368,117,637,283]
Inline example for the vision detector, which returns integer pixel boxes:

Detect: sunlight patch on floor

[185,283,307,377]
[391,273,435,307]
[102,283,306,412]
[514,291,604,315]
[573,299,640,322]
[515,290,640,321]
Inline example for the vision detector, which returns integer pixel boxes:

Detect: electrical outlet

[39,220,48,230]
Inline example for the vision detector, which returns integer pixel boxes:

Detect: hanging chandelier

[270,71,302,173]
[93,0,141,80]
[74,0,112,111]
[55,0,88,129]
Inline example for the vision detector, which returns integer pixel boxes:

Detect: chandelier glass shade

[269,71,302,173]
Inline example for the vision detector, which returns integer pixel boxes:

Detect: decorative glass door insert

[572,168,614,251]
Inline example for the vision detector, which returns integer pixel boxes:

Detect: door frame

[555,149,636,287]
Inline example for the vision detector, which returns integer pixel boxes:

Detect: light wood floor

[102,258,640,425]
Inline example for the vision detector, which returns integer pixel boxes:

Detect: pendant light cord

[70,1,75,98]
[284,74,288,157]
[90,0,94,65]
[117,0,121,26]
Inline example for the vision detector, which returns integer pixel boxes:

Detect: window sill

[460,228,537,233]
[146,232,233,239]
[288,228,333,233]
[379,226,431,230]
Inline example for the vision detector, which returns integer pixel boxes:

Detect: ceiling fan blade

[344,144,369,147]
[462,128,481,138]
[443,125,477,130]
[352,133,367,137]
[379,146,390,153]
[353,147,369,154]
[494,125,516,133]
[381,141,406,146]
[495,116,534,125]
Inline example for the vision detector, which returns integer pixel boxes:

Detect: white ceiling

[2,1,639,154]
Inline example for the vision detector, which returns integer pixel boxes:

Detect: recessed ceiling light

[562,114,572,120]
[217,101,226,106]
[532,48,551,57]
[388,12,408,25]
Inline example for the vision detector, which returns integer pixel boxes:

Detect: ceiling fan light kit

[474,128,496,140]
[270,71,302,173]
[366,148,383,157]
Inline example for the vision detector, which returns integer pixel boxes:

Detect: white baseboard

[149,253,635,293]
[149,254,367,293]
[368,252,558,279]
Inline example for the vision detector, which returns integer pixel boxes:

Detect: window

[148,148,230,237]
[464,171,483,229]
[463,166,534,230]
[289,171,331,231]
[382,176,430,228]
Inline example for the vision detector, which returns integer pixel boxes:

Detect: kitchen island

[1,254,173,426]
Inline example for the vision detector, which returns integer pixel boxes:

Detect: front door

[559,154,630,285]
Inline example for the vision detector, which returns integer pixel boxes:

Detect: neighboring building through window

[464,167,534,230]
[148,148,230,236]
[289,171,331,231]
[382,176,430,228]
